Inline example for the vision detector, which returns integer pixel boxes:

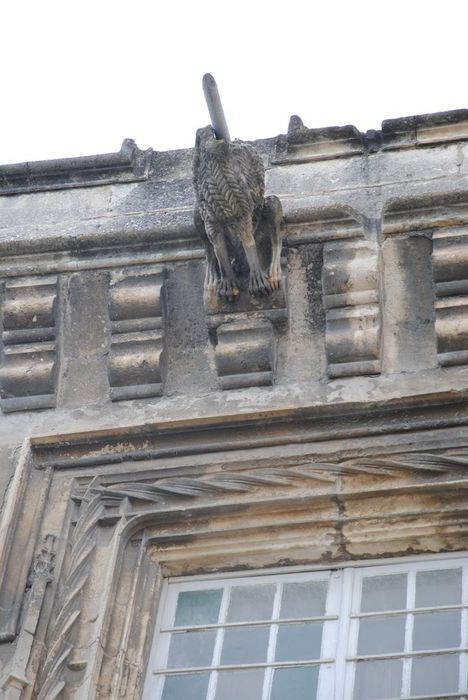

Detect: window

[142,555,468,700]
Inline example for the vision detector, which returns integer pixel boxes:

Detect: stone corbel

[204,277,288,390]
[322,240,381,377]
[432,227,468,366]
[384,191,468,369]
[107,268,167,400]
[0,275,59,412]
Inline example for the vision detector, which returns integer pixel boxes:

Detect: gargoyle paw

[217,278,240,302]
[249,269,272,297]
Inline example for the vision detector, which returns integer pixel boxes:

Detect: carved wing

[197,148,252,223]
[240,143,265,211]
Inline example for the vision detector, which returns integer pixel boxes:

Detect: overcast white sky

[1,0,467,165]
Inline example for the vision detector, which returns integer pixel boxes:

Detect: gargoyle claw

[249,269,271,297]
[217,278,240,302]
[268,275,282,291]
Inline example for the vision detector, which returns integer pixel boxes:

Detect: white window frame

[143,552,468,700]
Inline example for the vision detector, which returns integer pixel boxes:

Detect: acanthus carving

[193,126,284,301]
[322,240,381,377]
[0,275,58,412]
[432,227,468,366]
[107,268,167,400]
[35,490,104,700]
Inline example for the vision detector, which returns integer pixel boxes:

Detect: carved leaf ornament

[72,449,468,508]
[36,487,104,700]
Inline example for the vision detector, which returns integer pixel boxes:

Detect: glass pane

[174,589,223,627]
[220,625,269,665]
[415,568,462,608]
[360,574,407,613]
[353,659,403,700]
[275,622,323,661]
[411,653,459,694]
[280,581,328,618]
[215,669,264,700]
[174,588,223,627]
[357,615,405,655]
[413,610,461,650]
[167,630,216,668]
[226,584,275,622]
[271,666,319,700]
[161,672,210,700]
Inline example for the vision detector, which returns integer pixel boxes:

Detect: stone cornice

[274,109,468,165]
[383,190,468,235]
[0,139,153,195]
[26,386,468,469]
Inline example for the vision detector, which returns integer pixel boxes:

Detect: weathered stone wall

[2,110,468,697]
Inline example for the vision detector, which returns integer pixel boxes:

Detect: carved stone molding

[0,139,152,195]
[203,261,287,389]
[1,535,55,700]
[108,268,167,400]
[213,318,276,389]
[0,275,59,412]
[274,115,365,164]
[322,240,381,377]
[432,227,468,366]
[383,191,468,369]
[274,110,468,164]
[3,418,468,698]
[35,492,103,700]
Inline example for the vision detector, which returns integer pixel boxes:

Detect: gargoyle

[193,125,283,301]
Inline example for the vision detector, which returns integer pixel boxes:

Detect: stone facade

[2,109,468,697]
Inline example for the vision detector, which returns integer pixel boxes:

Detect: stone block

[322,240,381,377]
[432,227,468,366]
[214,318,276,389]
[107,268,167,400]
[0,276,58,412]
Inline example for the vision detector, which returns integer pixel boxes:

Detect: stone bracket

[322,240,381,377]
[205,265,288,390]
[108,268,167,401]
[213,317,276,390]
[432,227,468,366]
[0,275,59,412]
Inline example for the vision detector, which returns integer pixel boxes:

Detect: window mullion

[206,586,230,700]
[262,582,282,700]
[459,563,468,693]
[401,569,416,697]
[332,567,353,700]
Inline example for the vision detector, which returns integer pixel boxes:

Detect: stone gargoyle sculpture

[193,125,283,301]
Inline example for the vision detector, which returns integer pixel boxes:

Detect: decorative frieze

[108,269,167,400]
[432,227,468,366]
[322,240,381,377]
[0,275,58,412]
